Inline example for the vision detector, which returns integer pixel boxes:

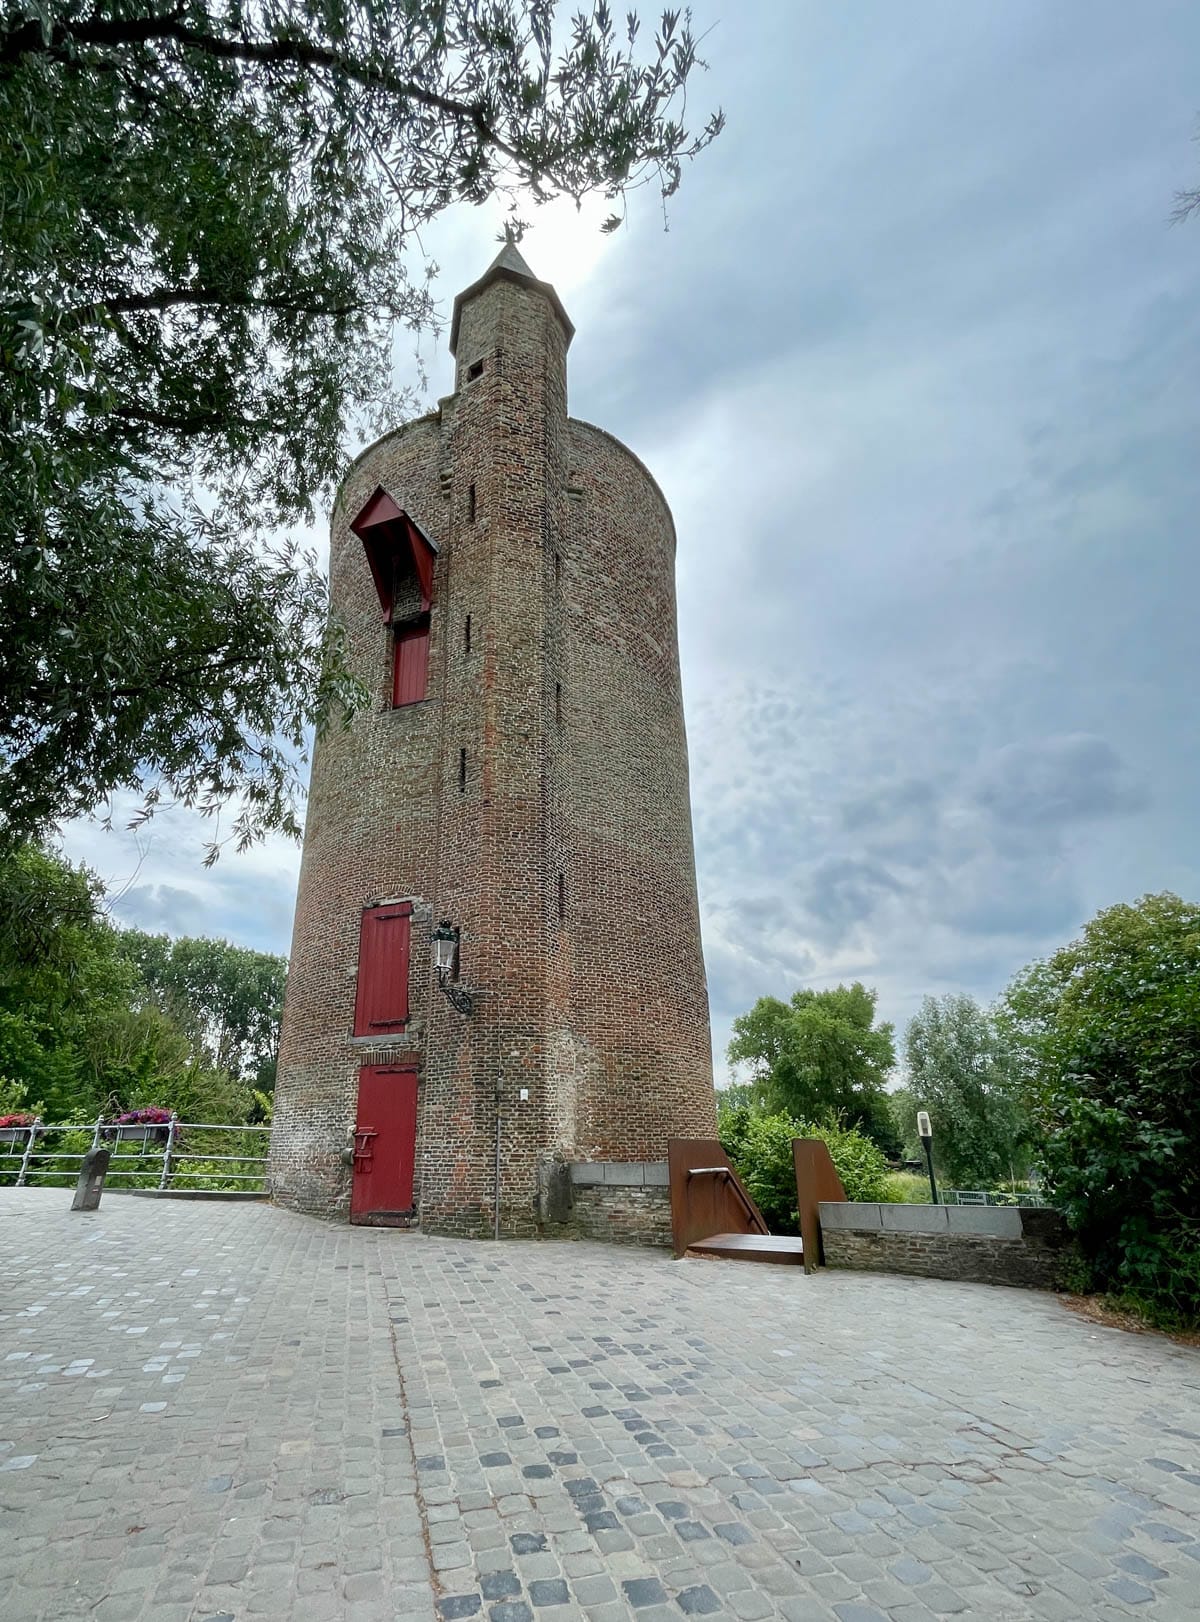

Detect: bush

[1003,893,1200,1328]
[881,1171,932,1203]
[718,1108,893,1233]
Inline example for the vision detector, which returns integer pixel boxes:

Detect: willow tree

[1,1,721,857]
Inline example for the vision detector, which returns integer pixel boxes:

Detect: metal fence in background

[0,1117,269,1193]
[940,1188,1044,1208]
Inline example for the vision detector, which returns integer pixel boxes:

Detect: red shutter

[353,905,411,1036]
[393,623,429,707]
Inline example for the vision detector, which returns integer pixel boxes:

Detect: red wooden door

[351,1065,418,1223]
[392,623,429,706]
[353,904,410,1036]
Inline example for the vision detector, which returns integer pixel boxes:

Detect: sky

[62,0,1200,1083]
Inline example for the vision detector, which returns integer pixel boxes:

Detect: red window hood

[350,486,438,619]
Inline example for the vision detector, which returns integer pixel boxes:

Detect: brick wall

[568,1164,672,1249]
[819,1203,1072,1291]
[269,245,715,1234]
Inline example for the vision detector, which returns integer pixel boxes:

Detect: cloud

[970,734,1147,829]
[53,0,1200,1095]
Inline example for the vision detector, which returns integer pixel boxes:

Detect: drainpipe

[493,1014,504,1241]
[493,1077,502,1242]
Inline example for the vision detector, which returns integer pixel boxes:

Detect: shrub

[881,1171,932,1204]
[719,1109,893,1233]
[1003,893,1200,1327]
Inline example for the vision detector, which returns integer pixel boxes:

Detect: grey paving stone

[480,1571,522,1601]
[437,1598,482,1619]
[676,1585,723,1614]
[4,1192,1200,1622]
[890,1555,933,1585]
[1106,1576,1155,1604]
[527,1578,570,1606]
[1115,1553,1168,1581]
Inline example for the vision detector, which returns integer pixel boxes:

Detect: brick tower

[268,245,715,1237]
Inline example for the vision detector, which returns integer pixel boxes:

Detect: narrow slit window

[464,614,472,657]
[459,748,467,792]
[554,551,561,586]
[467,484,476,523]
[557,872,566,920]
[555,681,562,726]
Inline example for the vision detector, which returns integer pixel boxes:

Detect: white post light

[916,1111,938,1204]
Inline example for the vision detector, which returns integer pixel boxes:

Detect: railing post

[91,1116,103,1150]
[16,1119,40,1187]
[158,1114,177,1191]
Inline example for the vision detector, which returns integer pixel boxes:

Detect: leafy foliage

[0,841,285,1124]
[726,983,900,1154]
[1001,893,1200,1325]
[0,1,721,856]
[902,994,1029,1187]
[716,1095,893,1234]
[114,929,285,1088]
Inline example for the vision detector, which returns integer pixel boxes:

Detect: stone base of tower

[267,1147,675,1247]
[566,1163,673,1248]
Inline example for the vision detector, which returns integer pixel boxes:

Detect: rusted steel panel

[792,1137,847,1274]
[667,1138,770,1258]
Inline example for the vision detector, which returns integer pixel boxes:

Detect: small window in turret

[468,484,476,523]
[467,359,485,381]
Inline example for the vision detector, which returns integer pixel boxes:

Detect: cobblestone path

[2,1190,1198,1622]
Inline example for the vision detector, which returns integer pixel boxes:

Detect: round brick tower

[269,245,715,1236]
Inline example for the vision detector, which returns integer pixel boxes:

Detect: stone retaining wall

[819,1202,1071,1290]
[567,1162,672,1248]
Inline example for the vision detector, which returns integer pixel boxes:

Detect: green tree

[0,842,135,1117]
[727,983,900,1154]
[115,931,286,1089]
[903,994,1028,1188]
[1001,893,1200,1325]
[0,842,282,1124]
[0,1,720,858]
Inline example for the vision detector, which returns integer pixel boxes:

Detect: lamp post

[431,920,474,1015]
[917,1110,939,1204]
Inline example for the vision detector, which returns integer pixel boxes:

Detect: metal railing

[940,1188,1044,1208]
[0,1117,270,1193]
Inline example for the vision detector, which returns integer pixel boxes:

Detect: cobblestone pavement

[2,1192,1199,1622]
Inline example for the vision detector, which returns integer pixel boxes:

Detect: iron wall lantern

[432,920,474,1015]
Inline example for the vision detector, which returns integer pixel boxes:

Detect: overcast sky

[62,1,1200,1081]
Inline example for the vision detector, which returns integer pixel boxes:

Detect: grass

[881,1171,932,1203]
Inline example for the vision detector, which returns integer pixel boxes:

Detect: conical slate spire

[487,239,537,280]
[449,240,574,356]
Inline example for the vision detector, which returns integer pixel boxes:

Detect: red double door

[350,1065,418,1224]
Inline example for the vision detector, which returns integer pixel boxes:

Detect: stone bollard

[71,1147,111,1211]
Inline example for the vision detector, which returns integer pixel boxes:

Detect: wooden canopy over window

[350,486,438,621]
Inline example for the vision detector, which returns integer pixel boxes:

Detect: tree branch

[2,14,523,166]
[83,288,366,321]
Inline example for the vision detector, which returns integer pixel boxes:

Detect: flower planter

[0,1126,37,1145]
[103,1124,171,1145]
